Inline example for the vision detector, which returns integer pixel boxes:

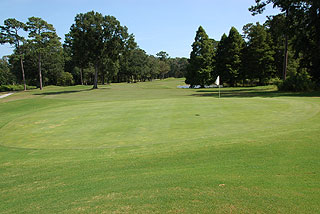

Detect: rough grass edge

[0,85,37,92]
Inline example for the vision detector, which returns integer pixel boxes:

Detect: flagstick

[215,76,220,99]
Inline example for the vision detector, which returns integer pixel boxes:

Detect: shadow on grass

[34,88,94,96]
[191,88,320,98]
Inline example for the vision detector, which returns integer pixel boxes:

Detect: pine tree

[214,34,228,85]
[0,19,27,90]
[224,27,245,86]
[185,26,214,88]
[26,17,59,90]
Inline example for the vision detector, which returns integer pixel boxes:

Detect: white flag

[215,76,220,86]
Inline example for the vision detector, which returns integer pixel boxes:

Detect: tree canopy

[249,0,320,83]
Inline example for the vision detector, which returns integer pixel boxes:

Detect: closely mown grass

[0,78,319,213]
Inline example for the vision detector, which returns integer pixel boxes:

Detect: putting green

[0,96,315,150]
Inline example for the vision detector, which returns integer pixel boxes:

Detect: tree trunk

[283,9,289,81]
[283,33,288,81]
[80,67,84,85]
[102,73,105,85]
[38,52,43,90]
[20,56,26,91]
[93,63,98,89]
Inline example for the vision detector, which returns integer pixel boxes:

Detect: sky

[0,0,280,58]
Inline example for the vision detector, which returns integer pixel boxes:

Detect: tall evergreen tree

[0,18,27,90]
[214,34,228,85]
[185,26,214,88]
[26,17,60,90]
[224,27,245,86]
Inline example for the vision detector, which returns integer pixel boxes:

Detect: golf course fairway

[0,78,319,213]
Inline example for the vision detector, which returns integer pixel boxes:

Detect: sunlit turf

[1,78,320,213]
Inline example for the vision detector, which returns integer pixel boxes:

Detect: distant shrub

[57,72,74,86]
[269,77,281,85]
[0,85,36,92]
[275,71,315,92]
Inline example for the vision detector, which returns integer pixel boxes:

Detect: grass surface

[0,78,320,213]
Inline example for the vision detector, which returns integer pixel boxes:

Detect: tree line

[0,11,188,90]
[186,0,319,90]
[1,0,319,91]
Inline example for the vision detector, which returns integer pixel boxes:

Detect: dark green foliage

[126,48,149,82]
[26,17,63,89]
[276,70,315,92]
[158,60,170,79]
[117,35,138,82]
[214,34,228,84]
[0,84,36,92]
[0,18,25,49]
[67,11,103,88]
[0,57,15,85]
[156,51,170,79]
[156,51,169,62]
[117,48,171,83]
[265,15,286,78]
[9,39,64,87]
[242,23,275,85]
[67,11,130,89]
[0,18,27,90]
[168,57,189,78]
[2,12,176,86]
[83,65,95,85]
[186,26,214,88]
[222,27,245,86]
[146,55,161,80]
[57,72,74,86]
[250,0,320,83]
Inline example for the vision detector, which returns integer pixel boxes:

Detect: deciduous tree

[67,11,130,89]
